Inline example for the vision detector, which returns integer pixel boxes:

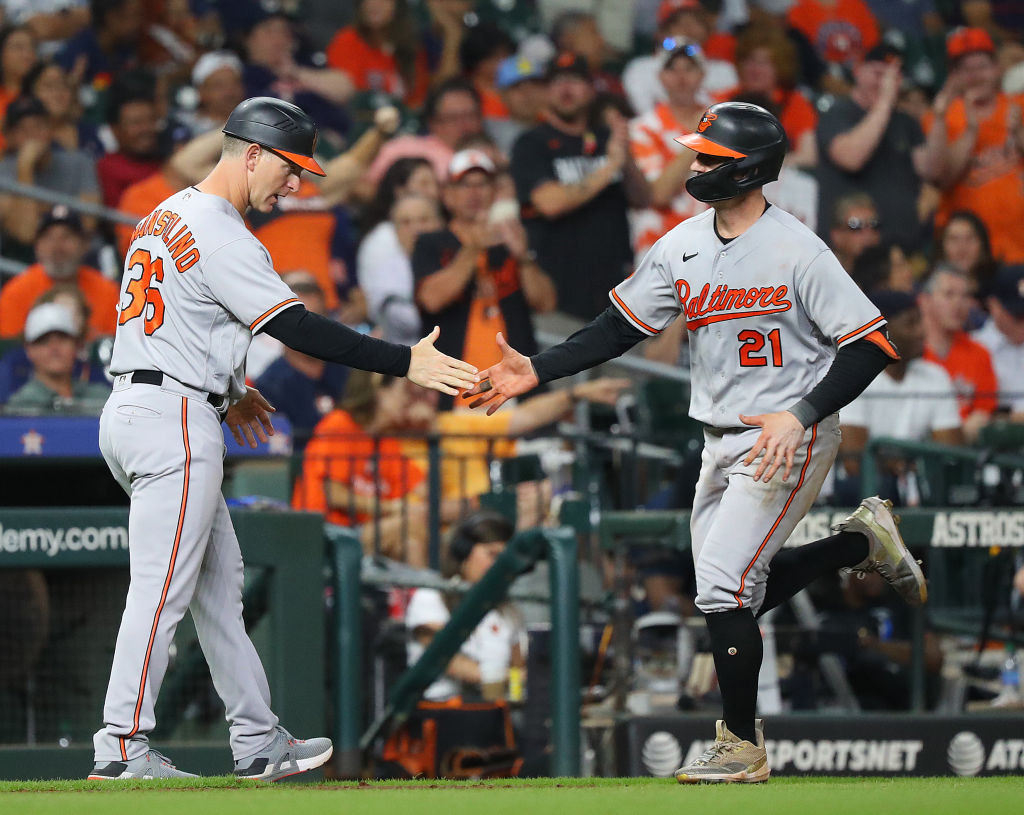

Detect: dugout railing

[1,505,1022,779]
[0,507,324,779]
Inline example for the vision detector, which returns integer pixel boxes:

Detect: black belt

[123,370,228,412]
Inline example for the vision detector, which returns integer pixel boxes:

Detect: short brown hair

[734,28,798,89]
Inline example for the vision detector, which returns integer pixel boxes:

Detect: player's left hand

[226,386,276,448]
[739,410,806,483]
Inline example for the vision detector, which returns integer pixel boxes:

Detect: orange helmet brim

[269,147,327,177]
[674,133,747,158]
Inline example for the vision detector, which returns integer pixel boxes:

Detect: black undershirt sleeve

[787,334,897,428]
[530,306,649,384]
[262,305,411,377]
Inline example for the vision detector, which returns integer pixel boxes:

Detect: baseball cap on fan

[990,265,1024,317]
[448,148,496,182]
[657,0,700,26]
[37,205,84,239]
[192,50,243,88]
[545,52,592,82]
[4,94,47,132]
[24,303,77,343]
[947,27,995,62]
[496,56,544,90]
[862,41,904,64]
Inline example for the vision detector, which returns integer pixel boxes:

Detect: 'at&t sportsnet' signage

[617,716,1024,777]
[784,510,1024,549]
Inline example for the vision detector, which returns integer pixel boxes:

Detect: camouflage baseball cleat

[674,719,770,784]
[834,496,928,606]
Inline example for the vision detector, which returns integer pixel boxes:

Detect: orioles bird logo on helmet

[696,112,717,133]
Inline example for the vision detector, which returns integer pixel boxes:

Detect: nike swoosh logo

[683,252,698,262]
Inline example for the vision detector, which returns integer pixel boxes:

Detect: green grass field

[2,776,1023,815]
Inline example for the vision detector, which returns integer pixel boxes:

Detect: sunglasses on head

[661,38,702,59]
[845,216,880,231]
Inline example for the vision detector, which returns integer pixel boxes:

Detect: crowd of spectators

[0,0,1020,505]
[0,0,1021,727]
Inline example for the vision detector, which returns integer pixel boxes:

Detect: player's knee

[694,578,745,614]
[695,557,747,613]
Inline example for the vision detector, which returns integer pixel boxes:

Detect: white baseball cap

[192,51,244,88]
[24,303,76,343]
[448,149,496,182]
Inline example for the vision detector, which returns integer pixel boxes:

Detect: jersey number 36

[118,248,166,335]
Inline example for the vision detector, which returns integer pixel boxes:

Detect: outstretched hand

[407,325,479,396]
[462,332,539,415]
[226,387,276,448]
[739,410,806,483]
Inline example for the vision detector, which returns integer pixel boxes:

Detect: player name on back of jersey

[676,279,792,329]
[128,208,201,273]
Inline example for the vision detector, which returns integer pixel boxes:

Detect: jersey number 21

[738,328,783,367]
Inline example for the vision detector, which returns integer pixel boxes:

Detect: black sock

[758,531,868,617]
[705,608,762,744]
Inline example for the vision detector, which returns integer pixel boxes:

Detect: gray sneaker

[234,726,333,782]
[88,749,198,780]
[834,496,928,606]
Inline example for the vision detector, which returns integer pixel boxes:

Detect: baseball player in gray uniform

[464,98,927,783]
[89,97,478,781]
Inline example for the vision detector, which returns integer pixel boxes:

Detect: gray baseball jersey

[611,206,884,428]
[94,186,301,766]
[109,187,301,399]
[611,205,885,615]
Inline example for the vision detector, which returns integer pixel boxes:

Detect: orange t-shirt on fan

[292,409,426,526]
[326,27,430,107]
[922,332,998,420]
[922,93,1024,263]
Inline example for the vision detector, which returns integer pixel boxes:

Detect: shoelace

[850,560,894,582]
[693,740,742,766]
[147,750,176,768]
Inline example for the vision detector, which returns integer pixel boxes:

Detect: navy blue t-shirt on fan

[411,227,540,408]
[815,96,925,249]
[254,357,350,451]
[510,121,634,321]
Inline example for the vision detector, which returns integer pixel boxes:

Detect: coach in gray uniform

[465,99,927,784]
[88,97,478,782]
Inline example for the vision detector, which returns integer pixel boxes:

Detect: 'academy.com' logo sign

[0,523,128,557]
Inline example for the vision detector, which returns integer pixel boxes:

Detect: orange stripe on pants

[733,423,817,608]
[126,397,191,741]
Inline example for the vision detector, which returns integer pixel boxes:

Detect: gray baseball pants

[93,377,277,762]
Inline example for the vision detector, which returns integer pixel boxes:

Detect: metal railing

[0,177,138,226]
[288,423,694,570]
[328,523,582,778]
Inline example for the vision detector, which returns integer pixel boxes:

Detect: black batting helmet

[223,96,326,176]
[675,102,786,202]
